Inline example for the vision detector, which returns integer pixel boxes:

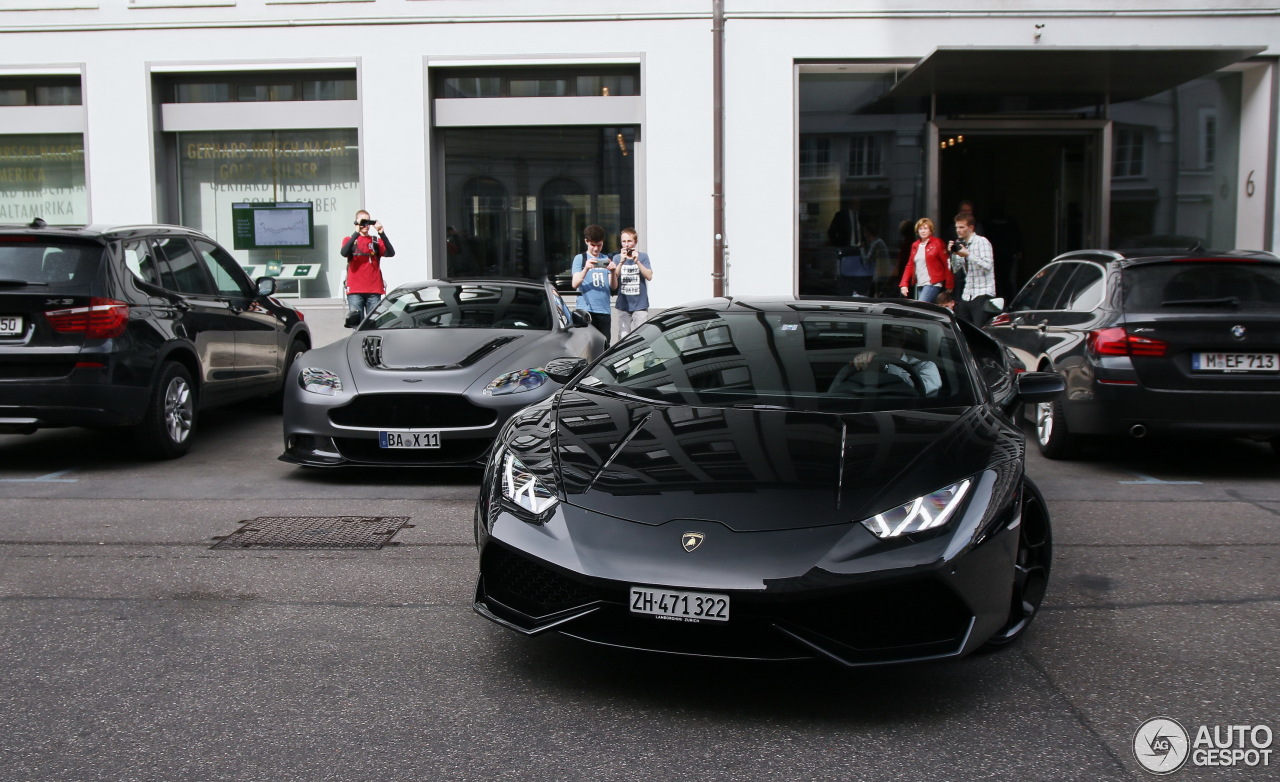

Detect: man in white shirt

[950,213,996,326]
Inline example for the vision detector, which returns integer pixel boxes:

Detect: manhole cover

[211,516,412,550]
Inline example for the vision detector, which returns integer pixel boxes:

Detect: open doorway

[938,132,1099,297]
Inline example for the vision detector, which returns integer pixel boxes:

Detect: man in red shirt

[340,210,395,327]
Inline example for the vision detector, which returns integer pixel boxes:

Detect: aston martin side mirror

[544,357,589,384]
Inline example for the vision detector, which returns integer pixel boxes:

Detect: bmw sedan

[473,297,1065,666]
[984,248,1280,458]
[280,278,605,467]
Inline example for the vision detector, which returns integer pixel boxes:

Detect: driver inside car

[828,327,942,397]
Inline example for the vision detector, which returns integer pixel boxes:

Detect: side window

[1034,263,1079,311]
[1009,264,1058,311]
[155,237,215,296]
[194,239,251,298]
[121,240,162,287]
[1059,264,1105,311]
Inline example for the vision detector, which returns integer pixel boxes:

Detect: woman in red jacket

[898,217,953,303]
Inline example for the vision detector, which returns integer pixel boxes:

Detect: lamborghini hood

[549,390,1006,532]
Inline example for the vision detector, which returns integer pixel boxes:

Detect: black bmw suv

[985,247,1280,459]
[0,219,310,458]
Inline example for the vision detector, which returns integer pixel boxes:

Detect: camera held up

[357,218,378,227]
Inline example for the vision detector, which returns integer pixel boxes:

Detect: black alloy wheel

[984,478,1052,649]
[132,362,197,460]
[1034,396,1080,460]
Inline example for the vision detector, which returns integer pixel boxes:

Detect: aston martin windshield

[363,283,554,331]
[579,308,977,411]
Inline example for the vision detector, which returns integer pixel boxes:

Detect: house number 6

[1246,170,1255,197]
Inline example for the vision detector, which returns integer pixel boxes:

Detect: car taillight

[987,313,1012,327]
[1087,326,1167,357]
[45,297,130,339]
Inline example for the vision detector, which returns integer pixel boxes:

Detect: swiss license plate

[378,430,441,449]
[1191,352,1279,372]
[0,315,22,336]
[630,586,729,623]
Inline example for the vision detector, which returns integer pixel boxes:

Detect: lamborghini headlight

[500,450,559,516]
[860,479,972,539]
[299,367,342,396]
[483,367,549,396]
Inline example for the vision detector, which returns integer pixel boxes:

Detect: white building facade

[1,1,1276,306]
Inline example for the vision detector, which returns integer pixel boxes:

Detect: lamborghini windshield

[362,284,554,331]
[579,308,977,412]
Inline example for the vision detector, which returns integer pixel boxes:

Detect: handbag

[839,249,874,277]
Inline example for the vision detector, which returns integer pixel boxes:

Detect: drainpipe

[712,0,726,296]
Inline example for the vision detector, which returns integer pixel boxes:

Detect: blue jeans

[347,293,380,319]
[916,284,943,303]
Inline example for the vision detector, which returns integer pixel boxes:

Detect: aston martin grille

[329,393,497,428]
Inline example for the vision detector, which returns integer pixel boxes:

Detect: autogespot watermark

[1133,717,1274,775]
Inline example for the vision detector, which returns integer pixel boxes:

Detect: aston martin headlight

[860,479,972,539]
[483,368,549,396]
[299,367,342,396]
[500,450,559,515]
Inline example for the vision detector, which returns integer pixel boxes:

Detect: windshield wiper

[1162,296,1240,308]
[0,279,46,287]
[732,403,793,411]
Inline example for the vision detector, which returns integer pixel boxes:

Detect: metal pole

[712,0,725,297]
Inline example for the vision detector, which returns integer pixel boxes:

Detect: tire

[1033,397,1081,459]
[984,478,1053,649]
[131,362,196,460]
[268,339,307,411]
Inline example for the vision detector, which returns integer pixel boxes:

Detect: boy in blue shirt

[570,224,617,344]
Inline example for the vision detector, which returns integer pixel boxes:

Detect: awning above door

[861,46,1266,114]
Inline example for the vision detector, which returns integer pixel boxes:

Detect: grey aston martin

[279,278,605,467]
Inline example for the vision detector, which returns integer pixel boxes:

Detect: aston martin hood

[551,390,1004,532]
[349,329,528,371]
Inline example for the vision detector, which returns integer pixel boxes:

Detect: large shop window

[0,75,86,224]
[156,69,359,298]
[440,126,635,291]
[798,66,1246,298]
[798,70,924,298]
[433,64,642,294]
[172,129,359,298]
[1108,73,1242,252]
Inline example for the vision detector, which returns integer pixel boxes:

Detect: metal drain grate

[211,516,412,550]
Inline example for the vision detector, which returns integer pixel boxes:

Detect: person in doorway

[827,197,867,255]
[985,202,1024,300]
[898,217,952,303]
[951,212,997,326]
[611,227,653,340]
[340,210,395,327]
[571,224,617,345]
[863,221,893,297]
[934,288,956,312]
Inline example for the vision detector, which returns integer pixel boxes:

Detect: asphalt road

[1,397,1277,781]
